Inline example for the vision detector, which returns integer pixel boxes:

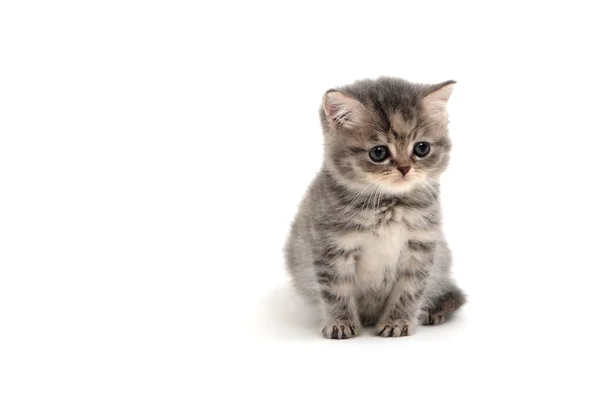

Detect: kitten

[284,77,465,339]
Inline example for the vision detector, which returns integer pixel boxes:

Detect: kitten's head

[320,77,455,195]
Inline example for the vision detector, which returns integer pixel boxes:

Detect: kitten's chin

[376,177,425,195]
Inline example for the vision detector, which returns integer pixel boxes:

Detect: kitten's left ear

[322,90,367,129]
[422,80,456,118]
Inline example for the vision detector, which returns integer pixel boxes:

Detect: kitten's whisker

[373,186,384,225]
[354,177,386,227]
[342,179,382,224]
[340,179,380,221]
[421,177,441,210]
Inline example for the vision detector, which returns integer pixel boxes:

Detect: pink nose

[398,166,411,176]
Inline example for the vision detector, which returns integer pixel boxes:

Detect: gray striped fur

[285,77,465,339]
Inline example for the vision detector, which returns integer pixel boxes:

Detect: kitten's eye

[369,146,390,162]
[413,142,431,158]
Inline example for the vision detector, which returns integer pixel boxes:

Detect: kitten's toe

[419,311,445,325]
[420,287,466,325]
[376,321,413,337]
[321,322,359,339]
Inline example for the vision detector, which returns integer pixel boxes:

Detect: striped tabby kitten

[285,77,465,339]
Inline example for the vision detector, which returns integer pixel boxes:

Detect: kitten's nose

[398,166,411,176]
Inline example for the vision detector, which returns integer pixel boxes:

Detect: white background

[1,1,599,399]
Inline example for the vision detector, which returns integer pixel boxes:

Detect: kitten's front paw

[322,322,359,339]
[376,321,414,337]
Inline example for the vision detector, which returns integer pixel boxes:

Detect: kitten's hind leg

[419,285,466,325]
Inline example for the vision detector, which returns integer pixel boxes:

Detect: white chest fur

[335,221,409,288]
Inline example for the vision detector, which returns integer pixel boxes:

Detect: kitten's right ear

[422,80,456,119]
[322,90,366,129]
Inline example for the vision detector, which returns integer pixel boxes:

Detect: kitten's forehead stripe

[389,113,417,136]
[386,130,396,145]
[372,97,391,132]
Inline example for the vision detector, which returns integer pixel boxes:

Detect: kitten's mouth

[372,174,419,193]
[387,175,422,192]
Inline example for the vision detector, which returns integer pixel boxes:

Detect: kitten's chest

[359,222,408,283]
[337,217,409,287]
